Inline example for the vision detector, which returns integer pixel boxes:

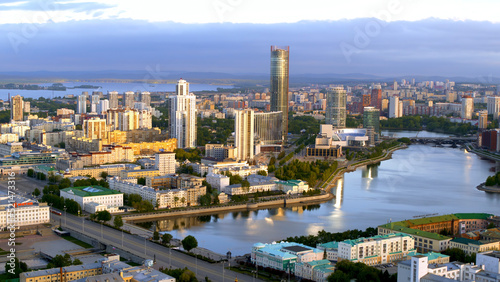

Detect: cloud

[0,18,500,78]
[0,0,114,12]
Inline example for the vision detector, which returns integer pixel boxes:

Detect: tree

[73,259,82,265]
[178,269,197,282]
[33,188,41,197]
[96,210,112,222]
[114,215,123,228]
[27,168,34,177]
[182,235,198,252]
[127,194,142,206]
[4,257,28,278]
[162,233,173,245]
[257,170,267,176]
[153,231,160,241]
[137,177,146,185]
[48,254,73,268]
[100,171,109,179]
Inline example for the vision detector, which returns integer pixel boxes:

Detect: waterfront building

[124,91,135,108]
[270,46,290,143]
[461,96,474,120]
[251,242,324,274]
[363,107,380,133]
[235,109,255,160]
[77,94,87,114]
[254,111,283,148]
[169,79,197,148]
[108,91,119,109]
[154,152,176,175]
[11,95,24,121]
[295,259,335,282]
[206,172,230,192]
[0,196,49,229]
[488,96,500,119]
[60,186,123,213]
[325,86,347,128]
[275,179,310,194]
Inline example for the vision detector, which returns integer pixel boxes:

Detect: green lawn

[61,236,93,249]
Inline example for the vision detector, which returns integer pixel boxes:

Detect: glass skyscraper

[325,86,347,128]
[270,46,289,143]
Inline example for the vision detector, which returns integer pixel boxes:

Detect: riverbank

[321,143,408,192]
[124,193,334,222]
[477,183,500,193]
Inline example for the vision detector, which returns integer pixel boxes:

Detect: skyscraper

[363,107,380,133]
[254,111,283,145]
[235,109,255,161]
[270,46,289,143]
[389,96,401,118]
[461,96,474,120]
[169,79,197,148]
[108,91,119,109]
[124,91,135,109]
[77,94,87,114]
[325,86,347,128]
[370,85,382,110]
[11,95,23,121]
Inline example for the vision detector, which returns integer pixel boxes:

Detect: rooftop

[61,186,122,197]
[451,237,485,246]
[282,245,312,253]
[379,225,451,241]
[22,262,102,278]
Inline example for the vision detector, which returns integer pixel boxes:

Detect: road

[56,212,261,282]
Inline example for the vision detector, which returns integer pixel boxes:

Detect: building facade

[325,86,347,128]
[11,95,24,121]
[169,79,197,148]
[154,152,176,175]
[270,46,290,143]
[235,109,255,160]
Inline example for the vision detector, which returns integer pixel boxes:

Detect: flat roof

[61,186,122,197]
[282,245,312,253]
[379,225,451,241]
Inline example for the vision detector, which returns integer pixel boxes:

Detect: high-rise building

[83,117,107,140]
[487,96,500,119]
[97,99,109,114]
[479,111,488,129]
[371,85,382,110]
[23,101,30,113]
[169,79,197,148]
[90,93,100,113]
[389,96,401,118]
[461,96,474,120]
[11,95,23,121]
[124,91,135,109]
[77,94,87,114]
[108,91,119,109]
[362,94,371,109]
[140,91,151,107]
[254,111,283,145]
[270,46,289,143]
[393,81,398,91]
[235,109,254,160]
[325,86,347,128]
[363,107,380,133]
[155,152,176,175]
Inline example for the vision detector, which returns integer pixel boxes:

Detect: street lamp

[101,222,103,239]
[144,237,147,256]
[64,205,67,226]
[121,230,124,248]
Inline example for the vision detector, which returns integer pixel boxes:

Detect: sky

[1,0,500,78]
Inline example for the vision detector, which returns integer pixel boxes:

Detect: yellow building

[20,262,102,282]
[11,95,24,121]
[125,139,177,155]
[120,169,161,179]
[84,117,107,139]
[66,164,141,178]
[449,238,500,255]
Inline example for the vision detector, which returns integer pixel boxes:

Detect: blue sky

[1,0,500,77]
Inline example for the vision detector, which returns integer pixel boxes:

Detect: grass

[62,236,93,249]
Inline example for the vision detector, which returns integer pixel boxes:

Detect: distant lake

[0,82,234,100]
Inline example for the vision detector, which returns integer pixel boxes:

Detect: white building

[108,91,119,109]
[169,79,197,148]
[0,196,50,229]
[295,259,335,282]
[91,93,100,113]
[124,91,135,109]
[234,109,255,160]
[77,94,87,114]
[488,97,500,120]
[389,96,402,118]
[97,99,110,114]
[275,180,310,194]
[60,186,123,214]
[206,172,230,192]
[461,96,474,120]
[155,152,176,175]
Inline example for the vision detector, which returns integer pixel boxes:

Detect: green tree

[114,215,123,228]
[96,210,112,222]
[48,254,73,268]
[257,170,267,176]
[181,235,198,252]
[27,168,34,177]
[137,177,146,185]
[100,171,109,178]
[4,257,28,278]
[33,188,41,197]
[153,231,160,241]
[162,233,173,245]
[73,259,83,265]
[178,269,197,282]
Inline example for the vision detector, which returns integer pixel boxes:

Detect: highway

[56,212,261,282]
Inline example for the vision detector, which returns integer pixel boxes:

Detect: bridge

[407,136,476,145]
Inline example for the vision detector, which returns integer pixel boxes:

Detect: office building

[461,96,474,120]
[371,85,382,110]
[124,91,135,108]
[77,94,87,114]
[389,96,402,118]
[154,152,176,175]
[479,110,488,129]
[488,96,500,120]
[169,79,197,148]
[108,91,119,109]
[235,109,254,160]
[11,95,24,121]
[254,111,283,146]
[270,46,289,143]
[363,107,380,133]
[325,86,347,128]
[140,91,151,107]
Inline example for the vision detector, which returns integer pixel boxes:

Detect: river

[136,131,500,255]
[0,82,234,100]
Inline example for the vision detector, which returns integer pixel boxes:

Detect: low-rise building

[450,237,500,255]
[0,196,50,229]
[206,172,230,192]
[378,224,452,253]
[119,169,160,179]
[64,164,141,178]
[275,179,310,194]
[0,142,23,156]
[20,262,103,282]
[295,259,335,282]
[0,151,61,166]
[60,186,123,214]
[251,242,324,273]
[317,241,338,261]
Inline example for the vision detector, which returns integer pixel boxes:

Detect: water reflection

[362,163,379,179]
[334,176,344,209]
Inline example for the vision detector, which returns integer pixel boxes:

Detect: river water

[0,82,234,100]
[137,131,500,255]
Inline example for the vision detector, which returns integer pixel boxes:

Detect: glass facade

[254,111,283,145]
[270,46,289,143]
[325,86,347,128]
[363,107,380,133]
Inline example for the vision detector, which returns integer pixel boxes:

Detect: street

[57,212,262,282]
